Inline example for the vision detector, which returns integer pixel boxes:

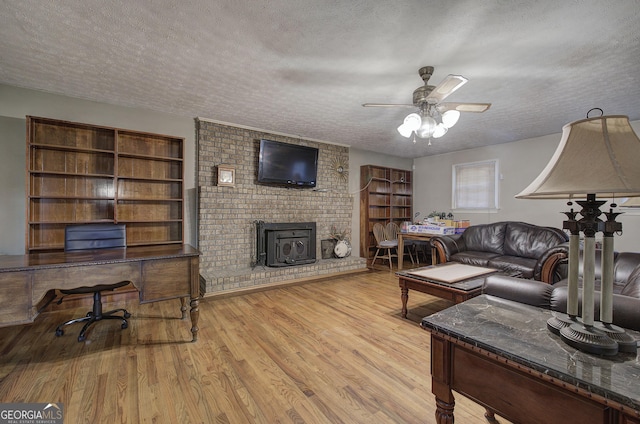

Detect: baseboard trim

[201,268,371,300]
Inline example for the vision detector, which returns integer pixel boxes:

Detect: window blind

[452,160,499,210]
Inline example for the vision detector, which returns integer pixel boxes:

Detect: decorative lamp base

[594,322,638,353]
[546,312,577,335]
[560,322,619,356]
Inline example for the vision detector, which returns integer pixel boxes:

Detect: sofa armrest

[534,244,569,283]
[430,234,464,264]
[482,275,554,309]
[550,286,640,331]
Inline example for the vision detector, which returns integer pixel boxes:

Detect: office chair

[55,223,132,342]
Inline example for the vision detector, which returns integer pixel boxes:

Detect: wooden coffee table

[396,263,499,318]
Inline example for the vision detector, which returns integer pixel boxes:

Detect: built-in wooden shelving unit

[26,116,184,252]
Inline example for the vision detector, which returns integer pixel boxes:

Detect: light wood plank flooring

[0,269,504,423]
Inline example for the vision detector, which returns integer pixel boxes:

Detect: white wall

[0,84,197,253]
[349,148,413,256]
[0,116,26,254]
[413,121,640,252]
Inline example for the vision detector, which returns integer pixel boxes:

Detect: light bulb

[441,110,460,128]
[403,113,422,131]
[397,123,412,138]
[433,123,448,138]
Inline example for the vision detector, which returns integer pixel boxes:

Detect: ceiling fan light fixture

[403,113,422,132]
[397,123,413,138]
[363,66,491,145]
[441,110,461,128]
[433,123,448,138]
[417,116,437,138]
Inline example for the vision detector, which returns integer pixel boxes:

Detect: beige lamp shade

[516,115,640,199]
[619,196,640,207]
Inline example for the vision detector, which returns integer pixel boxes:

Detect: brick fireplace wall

[197,119,366,295]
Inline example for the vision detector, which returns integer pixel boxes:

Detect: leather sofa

[482,267,640,331]
[552,250,640,297]
[430,221,568,281]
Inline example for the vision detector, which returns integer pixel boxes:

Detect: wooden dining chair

[385,222,415,265]
[372,223,398,270]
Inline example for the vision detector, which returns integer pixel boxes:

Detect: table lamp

[516,111,640,355]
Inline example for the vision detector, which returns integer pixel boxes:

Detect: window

[452,159,499,211]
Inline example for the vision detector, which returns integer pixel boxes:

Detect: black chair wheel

[124,312,131,319]
[55,329,64,337]
[121,322,128,329]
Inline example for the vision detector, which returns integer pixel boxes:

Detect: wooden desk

[0,244,201,342]
[397,232,436,270]
[421,295,640,424]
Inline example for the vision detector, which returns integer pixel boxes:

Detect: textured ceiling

[1,1,639,158]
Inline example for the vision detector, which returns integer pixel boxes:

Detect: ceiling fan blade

[425,74,468,103]
[362,103,416,108]
[437,102,491,113]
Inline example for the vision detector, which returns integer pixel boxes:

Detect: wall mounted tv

[257,139,319,188]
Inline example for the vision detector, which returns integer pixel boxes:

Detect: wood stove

[256,221,316,267]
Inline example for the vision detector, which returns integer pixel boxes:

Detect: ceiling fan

[363,66,491,142]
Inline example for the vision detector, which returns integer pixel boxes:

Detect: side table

[421,295,640,424]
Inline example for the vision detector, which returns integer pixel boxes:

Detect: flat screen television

[257,139,318,188]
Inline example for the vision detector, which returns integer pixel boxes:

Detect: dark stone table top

[421,294,640,412]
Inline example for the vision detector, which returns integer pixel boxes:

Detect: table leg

[431,335,456,423]
[398,234,405,270]
[484,409,498,423]
[190,297,200,342]
[180,297,188,319]
[435,397,455,424]
[401,286,409,318]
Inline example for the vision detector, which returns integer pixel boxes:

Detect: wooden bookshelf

[359,165,412,263]
[26,116,184,252]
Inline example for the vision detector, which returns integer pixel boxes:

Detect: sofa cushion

[503,222,568,260]
[451,251,499,267]
[487,255,537,279]
[462,222,506,254]
[613,252,640,282]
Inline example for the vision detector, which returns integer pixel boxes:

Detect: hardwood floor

[0,269,503,423]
